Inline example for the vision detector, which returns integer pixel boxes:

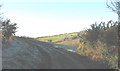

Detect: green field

[36,32,78,43]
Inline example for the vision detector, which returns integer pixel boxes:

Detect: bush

[1,19,17,42]
[78,20,118,68]
[103,26,118,46]
[85,23,102,44]
[78,40,118,68]
[84,20,118,46]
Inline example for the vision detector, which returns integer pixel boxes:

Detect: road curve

[2,37,109,69]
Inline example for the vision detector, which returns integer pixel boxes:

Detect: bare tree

[106,0,120,22]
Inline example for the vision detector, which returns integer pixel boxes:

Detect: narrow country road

[2,37,109,69]
[49,43,78,52]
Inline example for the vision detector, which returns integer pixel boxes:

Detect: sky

[1,0,118,37]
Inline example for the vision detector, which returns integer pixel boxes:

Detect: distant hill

[2,37,109,69]
[36,31,85,48]
[36,32,78,43]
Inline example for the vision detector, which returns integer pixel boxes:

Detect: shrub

[84,20,118,46]
[78,20,118,68]
[103,26,118,46]
[85,23,102,44]
[1,19,17,42]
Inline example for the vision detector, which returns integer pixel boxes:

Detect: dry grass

[57,39,79,47]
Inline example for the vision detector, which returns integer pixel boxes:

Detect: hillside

[2,37,109,69]
[36,32,78,43]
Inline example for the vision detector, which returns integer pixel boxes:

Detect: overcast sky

[1,0,118,37]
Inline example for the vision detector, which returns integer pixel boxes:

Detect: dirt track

[2,37,109,69]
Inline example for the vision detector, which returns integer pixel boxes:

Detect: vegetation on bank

[77,20,118,68]
[1,19,17,42]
